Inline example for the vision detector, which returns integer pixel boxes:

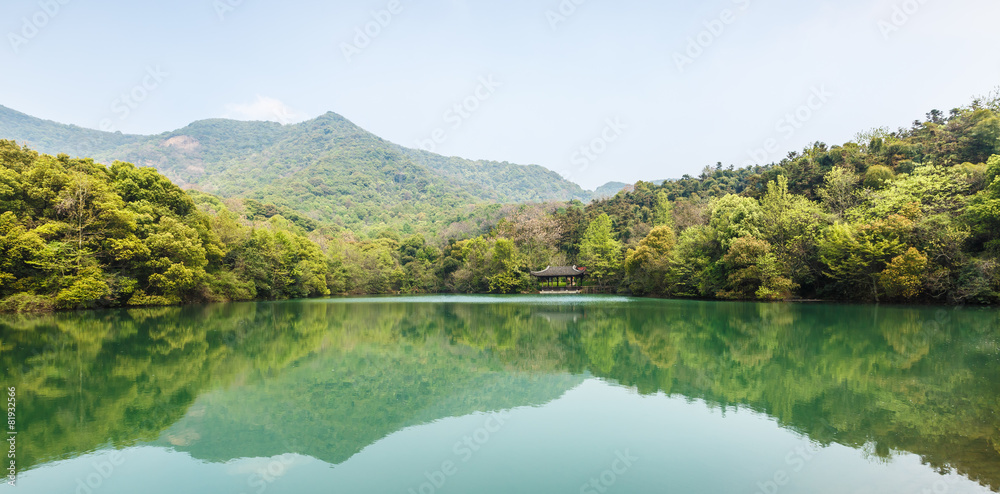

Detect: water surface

[1,297,998,493]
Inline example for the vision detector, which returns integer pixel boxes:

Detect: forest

[1,95,999,311]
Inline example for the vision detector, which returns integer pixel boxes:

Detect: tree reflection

[1,299,998,490]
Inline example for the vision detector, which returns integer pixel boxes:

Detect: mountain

[0,105,592,233]
[592,181,631,198]
[0,105,144,156]
[591,180,673,199]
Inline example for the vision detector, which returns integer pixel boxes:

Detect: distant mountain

[0,105,144,156]
[592,179,673,199]
[593,181,631,198]
[0,105,593,233]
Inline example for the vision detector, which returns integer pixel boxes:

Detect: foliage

[717,236,797,301]
[4,97,1000,306]
[578,214,623,291]
[1,107,592,237]
[569,100,1000,304]
[0,141,334,311]
[624,226,675,296]
[880,248,929,300]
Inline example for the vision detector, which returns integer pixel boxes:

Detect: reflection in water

[1,298,998,491]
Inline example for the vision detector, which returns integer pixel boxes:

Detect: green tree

[487,239,528,294]
[578,214,623,291]
[818,167,861,216]
[758,176,827,288]
[624,226,675,295]
[666,226,720,298]
[652,191,675,230]
[710,194,763,249]
[0,212,44,296]
[864,165,895,190]
[819,218,909,301]
[717,236,797,301]
[879,247,928,300]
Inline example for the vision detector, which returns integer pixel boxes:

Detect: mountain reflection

[1,298,998,490]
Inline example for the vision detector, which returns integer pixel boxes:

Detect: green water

[1,296,998,493]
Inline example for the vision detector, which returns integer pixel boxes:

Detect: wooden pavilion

[531,266,586,294]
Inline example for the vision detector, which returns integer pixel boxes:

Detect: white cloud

[224,95,308,124]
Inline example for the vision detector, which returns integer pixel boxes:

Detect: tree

[55,266,110,309]
[758,176,827,288]
[0,212,44,296]
[579,214,623,291]
[624,226,675,295]
[486,239,528,294]
[710,194,763,249]
[652,191,675,230]
[665,225,720,298]
[493,204,561,269]
[818,167,861,216]
[717,236,797,301]
[864,165,895,190]
[966,155,1000,252]
[819,219,909,301]
[879,248,928,300]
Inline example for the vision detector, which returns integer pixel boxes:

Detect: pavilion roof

[530,266,586,277]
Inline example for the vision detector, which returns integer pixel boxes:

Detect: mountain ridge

[0,104,595,232]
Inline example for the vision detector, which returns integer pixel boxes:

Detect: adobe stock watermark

[238,453,297,494]
[72,65,169,159]
[230,434,302,494]
[745,85,833,166]
[752,441,822,494]
[578,450,639,494]
[270,104,298,125]
[545,0,590,31]
[98,66,170,132]
[74,451,126,494]
[406,412,510,494]
[672,0,751,73]
[414,75,502,154]
[914,476,957,494]
[877,0,930,40]
[561,117,627,180]
[214,0,252,22]
[7,0,74,54]
[6,387,14,487]
[340,0,407,63]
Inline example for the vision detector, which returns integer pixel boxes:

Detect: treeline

[0,141,334,311]
[575,99,1000,304]
[2,97,1000,310]
[430,99,1000,303]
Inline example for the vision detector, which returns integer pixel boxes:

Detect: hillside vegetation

[1,94,999,310]
[0,106,590,234]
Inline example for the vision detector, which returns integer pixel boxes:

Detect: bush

[0,293,55,313]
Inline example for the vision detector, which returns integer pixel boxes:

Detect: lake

[1,296,998,493]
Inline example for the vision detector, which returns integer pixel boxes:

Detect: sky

[1,0,999,190]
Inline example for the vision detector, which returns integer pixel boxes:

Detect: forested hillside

[566,96,1000,304]
[0,105,143,157]
[421,95,1000,304]
[2,94,999,311]
[0,106,591,234]
[0,142,334,311]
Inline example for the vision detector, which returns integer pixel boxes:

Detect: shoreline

[1,292,989,316]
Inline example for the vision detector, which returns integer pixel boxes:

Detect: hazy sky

[2,0,998,190]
